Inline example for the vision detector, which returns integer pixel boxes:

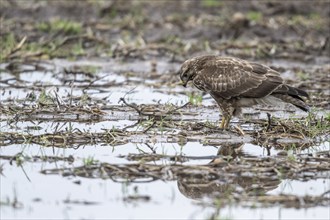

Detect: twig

[143,120,157,133]
[119,97,142,115]
[4,36,27,60]
[144,143,157,154]
[83,75,108,92]
[234,125,245,136]
[166,102,190,114]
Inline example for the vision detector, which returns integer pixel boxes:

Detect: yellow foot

[220,117,226,129]
[220,116,231,130]
[224,118,230,129]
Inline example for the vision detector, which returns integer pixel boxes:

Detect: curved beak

[179,80,188,87]
[179,72,188,87]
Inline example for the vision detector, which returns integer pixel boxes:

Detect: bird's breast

[193,78,208,92]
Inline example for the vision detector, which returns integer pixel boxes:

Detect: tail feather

[274,85,309,98]
[272,94,310,112]
[271,84,309,111]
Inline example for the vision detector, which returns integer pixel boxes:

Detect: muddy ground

[0,1,330,219]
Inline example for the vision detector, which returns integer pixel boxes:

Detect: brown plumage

[179,55,309,129]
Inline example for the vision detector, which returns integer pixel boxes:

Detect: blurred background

[1,0,329,62]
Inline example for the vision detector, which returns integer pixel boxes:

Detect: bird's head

[179,59,196,87]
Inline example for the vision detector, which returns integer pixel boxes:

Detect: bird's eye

[181,72,188,80]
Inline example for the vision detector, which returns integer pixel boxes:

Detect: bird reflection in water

[177,143,281,201]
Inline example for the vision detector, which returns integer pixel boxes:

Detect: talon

[223,116,231,130]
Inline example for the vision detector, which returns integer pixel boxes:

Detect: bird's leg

[220,115,231,130]
[218,103,233,130]
[220,116,226,129]
[223,115,231,129]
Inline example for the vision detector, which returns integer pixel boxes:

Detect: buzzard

[179,55,309,129]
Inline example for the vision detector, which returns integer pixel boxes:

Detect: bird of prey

[179,55,309,129]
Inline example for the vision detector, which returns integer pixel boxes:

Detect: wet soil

[0,1,330,219]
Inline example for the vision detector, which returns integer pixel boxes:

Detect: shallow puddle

[1,145,329,219]
[1,57,329,219]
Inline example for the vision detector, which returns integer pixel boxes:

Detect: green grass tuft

[37,19,82,35]
[188,93,203,106]
[201,0,223,7]
[247,11,263,22]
